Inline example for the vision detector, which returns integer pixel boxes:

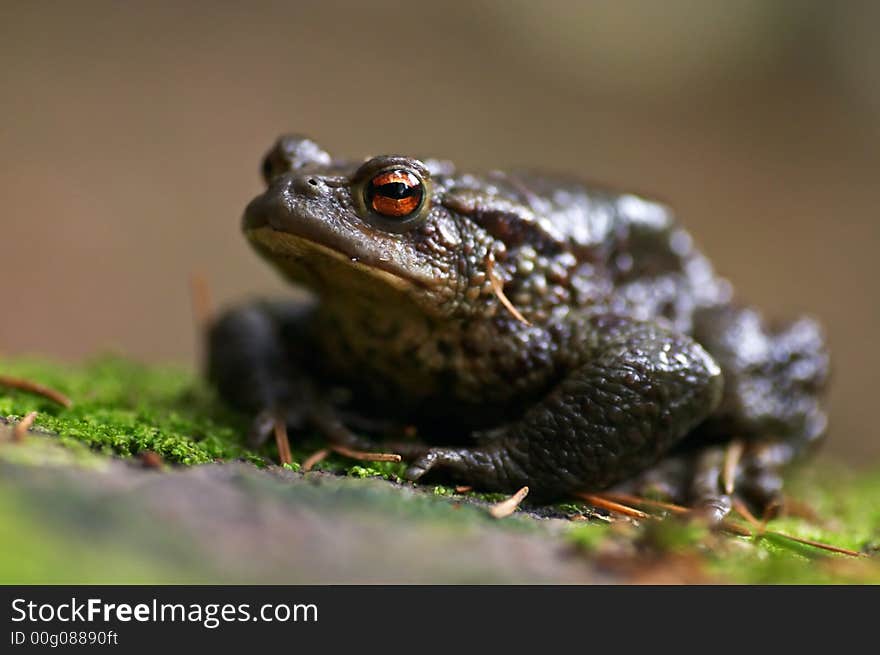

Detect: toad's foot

[404,443,529,491]
[245,399,373,450]
[616,441,791,523]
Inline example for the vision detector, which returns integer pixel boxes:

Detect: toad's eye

[365,170,425,219]
[353,157,432,231]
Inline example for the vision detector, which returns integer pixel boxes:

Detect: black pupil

[375,181,416,199]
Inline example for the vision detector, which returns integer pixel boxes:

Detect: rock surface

[0,428,613,584]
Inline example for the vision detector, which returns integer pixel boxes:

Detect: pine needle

[302,448,329,472]
[273,418,293,466]
[488,486,530,518]
[731,498,862,557]
[722,439,745,495]
[485,255,531,327]
[576,492,650,520]
[329,444,402,463]
[732,497,762,530]
[0,375,72,408]
[12,411,37,443]
[600,492,690,516]
[760,530,864,558]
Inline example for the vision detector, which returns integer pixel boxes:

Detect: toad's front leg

[405,315,724,500]
[207,300,379,451]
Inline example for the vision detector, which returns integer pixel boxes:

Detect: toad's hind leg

[689,305,830,513]
[404,315,724,499]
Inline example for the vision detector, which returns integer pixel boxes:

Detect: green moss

[567,522,610,552]
[554,501,590,516]
[640,517,710,552]
[1,356,261,465]
[0,425,108,470]
[346,465,371,478]
[562,464,880,584]
[710,465,880,583]
[2,355,879,583]
[0,356,397,479]
[346,459,406,481]
[431,488,511,504]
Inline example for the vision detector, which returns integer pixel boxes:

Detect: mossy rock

[1,356,878,583]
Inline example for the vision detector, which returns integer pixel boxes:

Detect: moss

[0,425,108,470]
[561,464,880,584]
[567,522,610,552]
[346,465,371,479]
[0,355,394,479]
[346,459,406,481]
[0,356,260,465]
[0,355,474,485]
[554,501,589,516]
[708,465,880,583]
[639,517,710,552]
[2,355,879,583]
[459,491,510,503]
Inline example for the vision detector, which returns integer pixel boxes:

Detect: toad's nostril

[290,174,326,197]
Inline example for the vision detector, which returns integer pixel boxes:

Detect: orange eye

[365,169,424,219]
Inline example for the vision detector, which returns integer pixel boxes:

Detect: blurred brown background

[1,1,877,461]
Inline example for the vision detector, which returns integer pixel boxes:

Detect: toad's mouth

[246,225,431,295]
[242,190,439,294]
